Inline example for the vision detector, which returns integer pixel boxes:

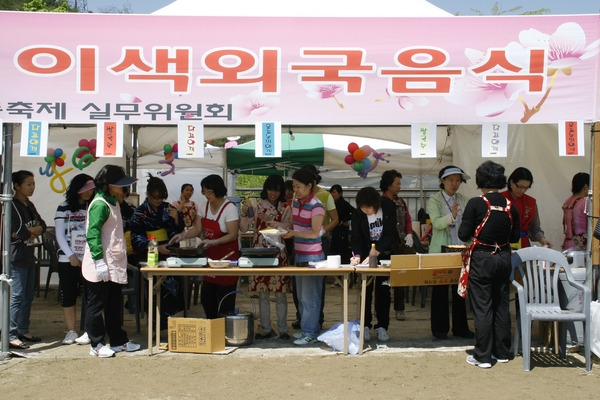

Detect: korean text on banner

[96,122,123,157]
[411,123,437,158]
[178,121,204,158]
[255,122,282,158]
[481,122,508,157]
[558,121,584,156]
[20,120,48,157]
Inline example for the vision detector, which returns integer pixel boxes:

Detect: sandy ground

[1,280,598,399]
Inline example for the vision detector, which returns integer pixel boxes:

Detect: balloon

[44,155,55,164]
[163,144,173,153]
[89,138,97,148]
[165,153,173,160]
[348,142,359,154]
[361,145,372,157]
[353,148,366,161]
[54,148,63,158]
[55,157,65,167]
[47,148,55,156]
[78,139,89,148]
[353,161,364,172]
[172,143,179,152]
[362,157,372,170]
[344,154,355,165]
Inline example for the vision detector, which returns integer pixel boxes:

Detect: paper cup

[327,255,341,268]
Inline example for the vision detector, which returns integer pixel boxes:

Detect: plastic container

[147,235,158,267]
[558,267,587,344]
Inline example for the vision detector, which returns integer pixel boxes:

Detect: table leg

[359,274,367,355]
[147,274,154,355]
[155,283,161,350]
[343,273,348,355]
[182,276,189,317]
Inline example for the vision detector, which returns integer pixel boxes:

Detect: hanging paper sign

[177,121,204,158]
[0,119,3,155]
[96,122,123,157]
[411,123,436,158]
[481,122,507,157]
[20,120,48,157]
[255,122,282,158]
[558,121,584,156]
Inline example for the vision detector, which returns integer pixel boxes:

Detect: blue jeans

[295,253,325,338]
[10,266,36,341]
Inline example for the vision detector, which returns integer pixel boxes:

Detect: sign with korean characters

[411,123,437,158]
[20,120,48,157]
[96,122,123,157]
[178,121,204,158]
[0,13,598,125]
[558,121,584,156]
[481,122,508,157]
[255,122,282,157]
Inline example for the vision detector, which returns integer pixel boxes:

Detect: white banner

[178,121,205,158]
[20,120,48,157]
[255,122,282,158]
[558,121,585,156]
[95,122,123,157]
[411,123,437,158]
[481,122,508,157]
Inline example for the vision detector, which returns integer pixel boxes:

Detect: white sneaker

[293,334,317,345]
[62,330,79,345]
[466,355,492,369]
[110,341,141,353]
[363,327,371,342]
[375,327,390,342]
[90,343,115,358]
[75,332,90,345]
[292,332,303,339]
[491,355,509,363]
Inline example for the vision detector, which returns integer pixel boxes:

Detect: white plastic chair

[511,247,591,372]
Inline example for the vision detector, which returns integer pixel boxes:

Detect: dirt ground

[1,280,598,399]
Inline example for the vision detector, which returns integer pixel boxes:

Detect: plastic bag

[260,230,286,251]
[590,301,600,358]
[317,320,361,355]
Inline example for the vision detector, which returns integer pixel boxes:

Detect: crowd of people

[6,161,590,360]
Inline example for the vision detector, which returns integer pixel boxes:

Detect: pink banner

[0,12,598,125]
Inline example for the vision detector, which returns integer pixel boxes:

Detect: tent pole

[591,122,600,299]
[131,126,139,193]
[1,123,14,359]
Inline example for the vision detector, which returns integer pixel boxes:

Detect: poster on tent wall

[255,122,282,158]
[558,121,585,156]
[411,123,437,158]
[95,122,123,157]
[481,122,508,158]
[0,13,598,126]
[19,120,48,157]
[178,121,204,158]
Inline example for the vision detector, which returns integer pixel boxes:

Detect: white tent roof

[153,0,452,17]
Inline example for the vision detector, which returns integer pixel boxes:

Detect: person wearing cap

[54,173,95,345]
[82,165,141,358]
[428,165,474,340]
[501,167,552,249]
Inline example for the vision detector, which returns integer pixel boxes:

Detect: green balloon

[163,144,173,153]
[353,161,364,172]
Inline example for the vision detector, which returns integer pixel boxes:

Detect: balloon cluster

[40,147,74,193]
[159,142,179,176]
[44,147,66,167]
[72,138,98,170]
[344,142,391,178]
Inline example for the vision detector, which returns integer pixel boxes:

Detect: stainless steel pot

[218,290,256,346]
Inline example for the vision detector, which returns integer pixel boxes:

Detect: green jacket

[427,190,469,254]
[86,189,119,260]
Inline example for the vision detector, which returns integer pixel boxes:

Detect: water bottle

[147,235,158,267]
[245,196,254,218]
[369,243,378,268]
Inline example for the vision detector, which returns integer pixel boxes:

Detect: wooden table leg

[147,274,154,355]
[359,274,367,355]
[343,273,348,355]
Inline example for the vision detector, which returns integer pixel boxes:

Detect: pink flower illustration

[303,83,345,108]
[376,89,429,111]
[230,90,280,117]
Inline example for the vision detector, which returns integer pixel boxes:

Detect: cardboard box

[390,267,461,287]
[390,254,419,269]
[420,253,462,268]
[168,317,225,354]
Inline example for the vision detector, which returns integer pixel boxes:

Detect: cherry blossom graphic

[230,90,280,117]
[303,83,345,108]
[120,93,142,103]
[376,89,429,110]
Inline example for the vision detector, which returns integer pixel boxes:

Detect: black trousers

[469,250,512,363]
[430,284,470,336]
[393,287,405,311]
[364,277,391,330]
[85,280,129,348]
[201,281,237,319]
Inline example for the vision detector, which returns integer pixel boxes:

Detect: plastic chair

[122,263,142,333]
[511,247,591,372]
[40,230,61,300]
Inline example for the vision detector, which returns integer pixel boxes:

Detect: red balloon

[344,154,355,165]
[55,157,65,167]
[78,139,89,148]
[172,143,179,152]
[353,148,366,161]
[348,142,359,154]
[89,138,96,147]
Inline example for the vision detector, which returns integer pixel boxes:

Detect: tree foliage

[470,2,550,16]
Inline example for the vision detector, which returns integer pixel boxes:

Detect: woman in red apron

[170,175,240,319]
